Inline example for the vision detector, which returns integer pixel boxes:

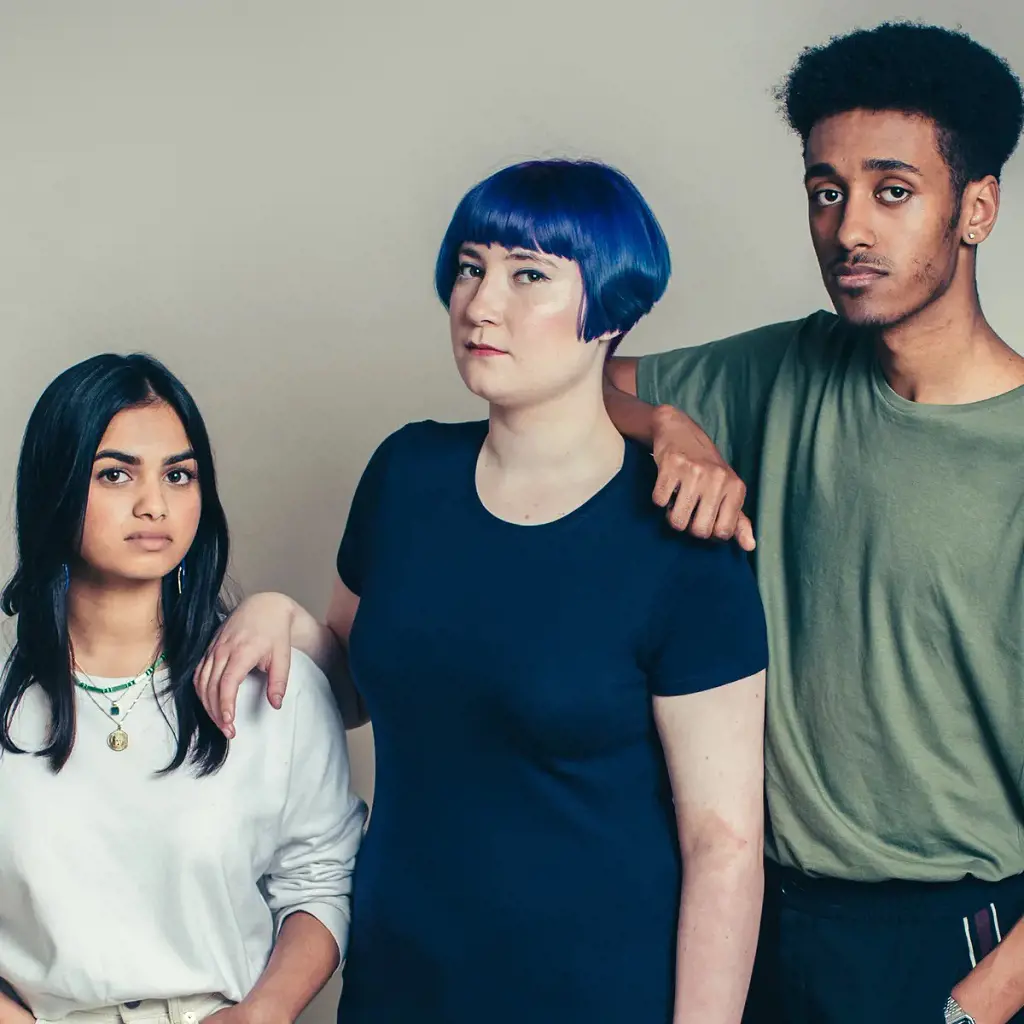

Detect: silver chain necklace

[75,654,164,752]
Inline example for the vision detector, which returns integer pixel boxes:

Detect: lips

[125,533,173,550]
[832,263,888,288]
[464,341,508,355]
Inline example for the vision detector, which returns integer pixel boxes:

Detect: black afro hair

[777,21,1024,193]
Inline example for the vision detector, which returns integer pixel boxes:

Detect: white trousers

[40,994,232,1024]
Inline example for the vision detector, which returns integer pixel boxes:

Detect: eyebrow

[804,157,922,184]
[456,244,558,268]
[506,250,557,267]
[94,449,196,466]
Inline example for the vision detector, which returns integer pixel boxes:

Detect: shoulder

[636,312,838,415]
[375,418,486,456]
[363,419,486,480]
[621,445,759,581]
[639,310,841,372]
[232,649,342,738]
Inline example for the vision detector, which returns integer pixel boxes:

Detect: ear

[960,174,1000,246]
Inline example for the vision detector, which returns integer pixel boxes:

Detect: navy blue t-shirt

[336,420,767,1024]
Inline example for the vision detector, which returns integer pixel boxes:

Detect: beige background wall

[1,1,1022,1019]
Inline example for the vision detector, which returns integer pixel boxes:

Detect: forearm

[672,847,764,1024]
[603,371,706,454]
[603,370,659,445]
[0,992,32,1024]
[286,600,367,729]
[953,913,1024,1024]
[239,911,340,1024]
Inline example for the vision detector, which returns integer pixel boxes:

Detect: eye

[878,185,912,204]
[98,468,130,484]
[514,268,548,284]
[456,262,484,279]
[812,188,844,208]
[166,468,196,486]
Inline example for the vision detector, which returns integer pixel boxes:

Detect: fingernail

[271,695,282,709]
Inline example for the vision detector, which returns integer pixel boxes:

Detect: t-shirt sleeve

[646,540,769,697]
[335,426,407,595]
[635,317,802,468]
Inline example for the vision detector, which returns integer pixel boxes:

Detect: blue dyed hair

[435,159,671,344]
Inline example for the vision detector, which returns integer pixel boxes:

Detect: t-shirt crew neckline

[870,352,1024,420]
[468,434,630,531]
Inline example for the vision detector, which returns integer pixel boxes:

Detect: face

[448,243,610,407]
[804,109,965,328]
[77,402,201,584]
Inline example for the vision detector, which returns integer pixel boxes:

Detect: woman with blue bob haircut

[434,158,671,350]
[197,158,769,1024]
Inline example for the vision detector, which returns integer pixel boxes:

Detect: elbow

[681,816,764,881]
[681,834,764,914]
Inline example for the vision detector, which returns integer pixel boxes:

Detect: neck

[485,368,623,477]
[67,575,164,677]
[876,269,1024,404]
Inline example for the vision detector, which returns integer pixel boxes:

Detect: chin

[831,291,908,329]
[455,362,508,404]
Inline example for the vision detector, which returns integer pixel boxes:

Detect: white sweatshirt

[0,649,366,1021]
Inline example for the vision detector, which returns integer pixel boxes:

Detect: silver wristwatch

[944,996,977,1024]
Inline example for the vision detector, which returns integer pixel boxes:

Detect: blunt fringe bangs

[435,159,671,343]
[0,353,231,775]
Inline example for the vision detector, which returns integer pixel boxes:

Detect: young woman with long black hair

[0,354,365,1024]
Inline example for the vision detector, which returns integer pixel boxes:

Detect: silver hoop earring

[176,563,185,596]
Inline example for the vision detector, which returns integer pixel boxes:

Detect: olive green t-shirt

[638,310,1024,882]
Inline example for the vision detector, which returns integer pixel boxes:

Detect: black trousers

[743,862,1024,1024]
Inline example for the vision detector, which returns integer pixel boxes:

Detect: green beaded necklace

[74,653,166,709]
[74,653,166,752]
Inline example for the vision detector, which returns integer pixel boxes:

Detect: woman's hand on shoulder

[194,592,298,739]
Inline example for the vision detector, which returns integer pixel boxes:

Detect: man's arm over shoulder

[603,318,812,547]
[614,317,805,454]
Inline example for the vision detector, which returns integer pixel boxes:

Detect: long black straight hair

[1,353,231,774]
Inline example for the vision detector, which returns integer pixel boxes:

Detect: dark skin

[604,107,1024,546]
[806,109,1024,403]
[604,109,1024,1024]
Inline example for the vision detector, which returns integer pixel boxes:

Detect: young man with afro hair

[605,21,1024,1024]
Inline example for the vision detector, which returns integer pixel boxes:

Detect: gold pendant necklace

[107,725,130,752]
[80,681,150,751]
[75,654,163,752]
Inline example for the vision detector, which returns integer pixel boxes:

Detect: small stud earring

[968,232,976,240]
[176,563,185,596]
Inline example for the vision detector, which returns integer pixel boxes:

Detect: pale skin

[197,242,766,1023]
[0,402,338,1024]
[605,109,1024,1024]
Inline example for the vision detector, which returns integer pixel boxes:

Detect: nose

[133,477,169,520]
[464,269,506,326]
[835,189,877,253]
